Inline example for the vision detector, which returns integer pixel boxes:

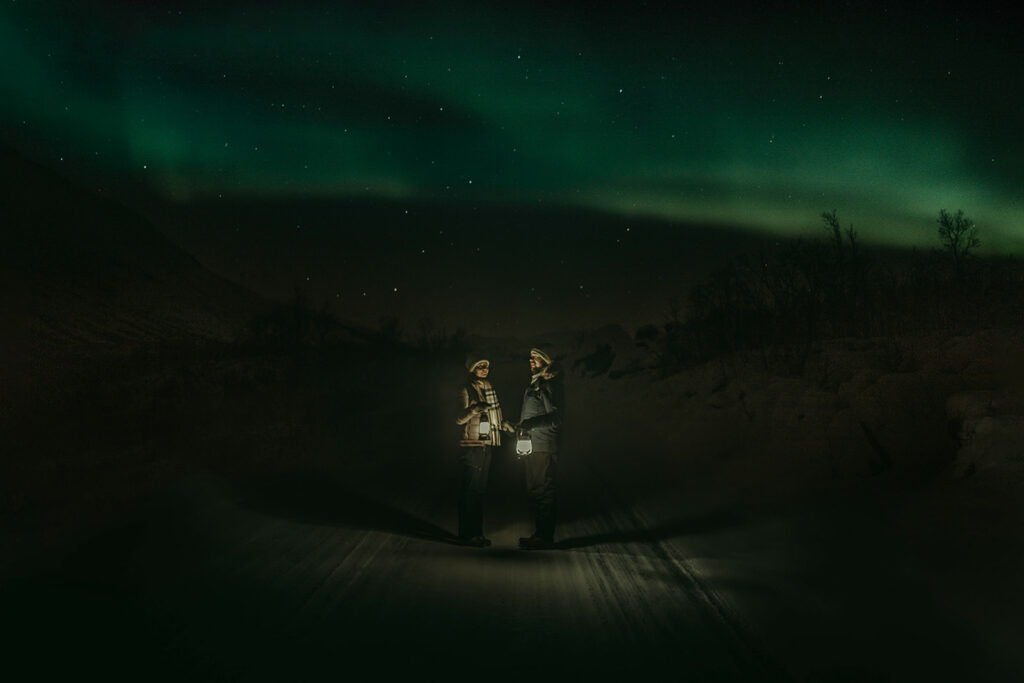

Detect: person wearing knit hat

[516,346,563,549]
[455,353,513,547]
[529,347,552,365]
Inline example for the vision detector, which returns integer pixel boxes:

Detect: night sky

[4,2,1024,332]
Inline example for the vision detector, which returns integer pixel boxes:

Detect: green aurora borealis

[3,2,1023,250]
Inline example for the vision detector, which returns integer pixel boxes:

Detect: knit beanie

[529,347,552,365]
[465,355,490,373]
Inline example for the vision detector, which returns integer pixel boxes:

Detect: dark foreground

[5,443,1012,682]
[4,343,1022,681]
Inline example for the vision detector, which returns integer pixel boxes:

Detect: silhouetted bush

[246,288,364,350]
[650,209,1021,375]
[635,324,660,349]
[574,343,615,376]
[376,315,403,346]
[412,317,468,358]
[937,208,979,277]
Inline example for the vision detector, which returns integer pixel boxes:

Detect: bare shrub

[648,208,1016,376]
[937,209,980,277]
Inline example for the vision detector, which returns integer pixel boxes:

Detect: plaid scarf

[469,380,504,446]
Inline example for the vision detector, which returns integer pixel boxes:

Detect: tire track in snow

[582,459,790,681]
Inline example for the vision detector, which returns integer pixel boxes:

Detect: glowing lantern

[516,428,532,457]
[478,409,490,438]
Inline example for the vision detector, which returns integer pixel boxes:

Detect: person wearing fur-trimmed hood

[455,354,513,547]
[516,347,564,550]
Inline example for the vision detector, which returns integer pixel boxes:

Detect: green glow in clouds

[3,3,1022,250]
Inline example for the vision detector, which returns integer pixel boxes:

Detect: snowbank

[947,390,1024,478]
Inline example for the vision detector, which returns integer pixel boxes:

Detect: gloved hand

[501,420,514,433]
[472,403,489,414]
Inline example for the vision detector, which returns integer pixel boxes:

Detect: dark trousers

[458,446,492,539]
[525,451,557,541]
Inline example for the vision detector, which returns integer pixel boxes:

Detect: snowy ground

[5,330,1023,680]
[3,456,989,680]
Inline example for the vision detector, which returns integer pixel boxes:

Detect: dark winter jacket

[518,364,563,453]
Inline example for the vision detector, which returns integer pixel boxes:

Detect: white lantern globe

[515,427,532,457]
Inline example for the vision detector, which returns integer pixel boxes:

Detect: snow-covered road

[4,445,1007,680]
[126,454,778,679]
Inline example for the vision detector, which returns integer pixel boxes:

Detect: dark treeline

[640,210,1023,374]
[239,208,1022,380]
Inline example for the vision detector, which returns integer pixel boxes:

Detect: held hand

[501,420,514,433]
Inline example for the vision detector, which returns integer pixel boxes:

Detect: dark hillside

[0,144,268,388]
